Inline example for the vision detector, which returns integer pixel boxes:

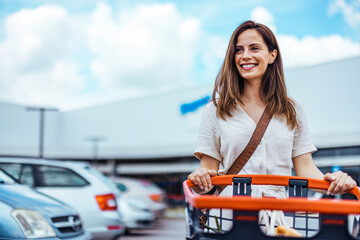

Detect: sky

[0,0,359,111]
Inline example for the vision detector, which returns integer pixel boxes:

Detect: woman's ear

[270,49,278,64]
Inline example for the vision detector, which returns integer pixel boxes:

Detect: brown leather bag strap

[215,105,272,195]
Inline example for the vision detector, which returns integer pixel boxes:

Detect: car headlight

[127,201,142,211]
[11,209,56,238]
[126,200,150,212]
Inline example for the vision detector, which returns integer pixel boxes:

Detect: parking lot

[0,157,177,240]
[120,217,186,240]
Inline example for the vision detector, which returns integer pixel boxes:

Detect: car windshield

[0,169,16,184]
[85,166,120,195]
[138,179,161,191]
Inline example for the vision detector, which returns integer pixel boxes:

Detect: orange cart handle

[183,175,360,214]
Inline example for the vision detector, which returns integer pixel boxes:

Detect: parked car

[111,177,167,218]
[117,196,155,233]
[0,158,125,240]
[0,168,91,240]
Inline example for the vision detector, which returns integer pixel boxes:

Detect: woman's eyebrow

[236,43,262,47]
[249,43,261,47]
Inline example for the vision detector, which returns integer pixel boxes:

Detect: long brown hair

[212,20,297,129]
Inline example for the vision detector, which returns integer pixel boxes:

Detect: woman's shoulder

[289,98,302,110]
[203,100,217,112]
[291,98,307,119]
[201,100,218,119]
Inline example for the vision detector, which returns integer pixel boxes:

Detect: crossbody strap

[215,105,272,195]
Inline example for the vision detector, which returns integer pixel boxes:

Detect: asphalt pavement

[120,218,186,240]
[119,208,186,240]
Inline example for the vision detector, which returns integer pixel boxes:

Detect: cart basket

[183,174,360,240]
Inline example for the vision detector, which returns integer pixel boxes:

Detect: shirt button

[259,139,263,145]
[259,162,264,169]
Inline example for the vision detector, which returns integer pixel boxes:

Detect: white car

[0,158,125,240]
[111,177,167,219]
[117,196,155,232]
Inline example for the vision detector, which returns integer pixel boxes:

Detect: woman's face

[235,29,277,83]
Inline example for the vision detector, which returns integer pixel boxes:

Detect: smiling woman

[234,29,277,84]
[187,20,356,236]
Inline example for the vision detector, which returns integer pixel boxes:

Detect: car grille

[51,215,83,234]
[137,220,153,225]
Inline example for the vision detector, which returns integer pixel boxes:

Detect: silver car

[0,168,91,240]
[117,196,155,232]
[0,158,125,240]
[111,177,167,219]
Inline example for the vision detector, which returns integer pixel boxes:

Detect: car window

[20,165,35,186]
[138,179,161,191]
[85,166,119,194]
[0,169,16,183]
[38,166,89,187]
[115,183,127,192]
[0,163,22,179]
[0,163,35,186]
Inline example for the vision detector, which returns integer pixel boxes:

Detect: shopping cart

[183,175,360,239]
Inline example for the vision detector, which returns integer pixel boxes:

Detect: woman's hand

[188,167,217,194]
[293,154,357,195]
[324,171,357,195]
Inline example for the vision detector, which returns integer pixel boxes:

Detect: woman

[188,20,355,202]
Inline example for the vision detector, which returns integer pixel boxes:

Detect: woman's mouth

[241,63,257,70]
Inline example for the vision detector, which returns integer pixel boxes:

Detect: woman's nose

[242,49,251,60]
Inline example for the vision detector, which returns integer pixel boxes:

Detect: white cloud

[200,34,228,81]
[328,0,360,28]
[0,3,359,110]
[0,5,85,109]
[248,6,360,69]
[279,34,360,68]
[87,3,201,90]
[250,6,277,33]
[0,2,203,110]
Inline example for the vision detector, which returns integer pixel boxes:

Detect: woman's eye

[252,47,259,50]
[235,48,243,53]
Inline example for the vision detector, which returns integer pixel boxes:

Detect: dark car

[0,169,91,240]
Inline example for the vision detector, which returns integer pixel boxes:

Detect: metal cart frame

[183,175,360,239]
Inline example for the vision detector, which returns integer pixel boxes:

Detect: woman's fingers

[324,173,336,195]
[197,168,208,190]
[338,175,356,194]
[188,168,217,192]
[187,171,197,184]
[202,168,212,190]
[323,172,336,181]
[332,174,347,194]
[188,170,202,187]
[324,171,356,195]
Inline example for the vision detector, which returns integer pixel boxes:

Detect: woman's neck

[242,79,263,104]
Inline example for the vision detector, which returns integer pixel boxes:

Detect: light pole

[85,136,106,166]
[26,107,58,158]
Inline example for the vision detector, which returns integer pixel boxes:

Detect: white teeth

[242,64,255,68]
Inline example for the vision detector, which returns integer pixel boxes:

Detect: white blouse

[194,101,317,198]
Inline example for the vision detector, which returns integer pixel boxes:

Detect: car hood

[0,184,76,217]
[119,196,150,209]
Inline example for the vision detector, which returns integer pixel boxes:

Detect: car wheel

[125,228,131,235]
[112,235,121,240]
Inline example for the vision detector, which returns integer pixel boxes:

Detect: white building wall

[49,85,212,159]
[0,102,61,157]
[286,57,360,148]
[0,103,37,156]
[0,57,359,159]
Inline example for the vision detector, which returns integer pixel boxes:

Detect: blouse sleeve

[193,103,222,161]
[292,102,317,158]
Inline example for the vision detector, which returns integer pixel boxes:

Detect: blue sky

[0,0,359,110]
